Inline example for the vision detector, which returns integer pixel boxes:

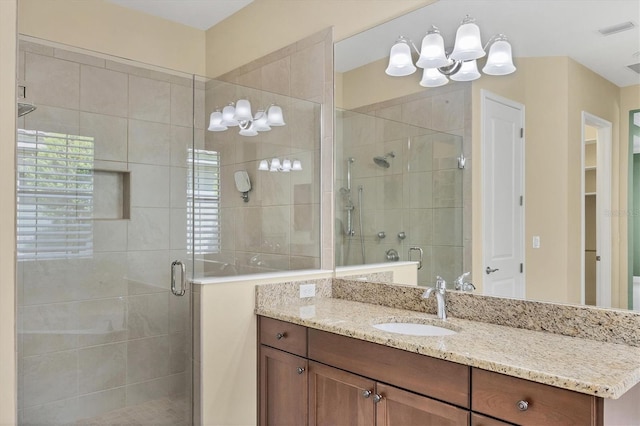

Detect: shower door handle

[409,247,423,270]
[171,260,186,296]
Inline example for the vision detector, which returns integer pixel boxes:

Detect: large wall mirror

[334,0,640,311]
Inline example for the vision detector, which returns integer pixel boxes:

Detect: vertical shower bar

[358,185,365,263]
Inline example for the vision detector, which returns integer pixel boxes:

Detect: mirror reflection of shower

[340,157,365,264]
[373,151,395,168]
[341,157,356,237]
[17,85,37,117]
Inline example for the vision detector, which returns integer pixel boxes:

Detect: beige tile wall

[336,83,472,286]
[17,39,198,424]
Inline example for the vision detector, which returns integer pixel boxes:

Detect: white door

[581,112,612,307]
[482,91,525,298]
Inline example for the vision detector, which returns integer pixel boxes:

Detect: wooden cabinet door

[376,383,470,426]
[260,345,308,426]
[309,361,375,426]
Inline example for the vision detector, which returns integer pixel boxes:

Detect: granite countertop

[256,296,640,399]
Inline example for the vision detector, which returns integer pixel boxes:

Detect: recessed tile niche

[93,170,131,220]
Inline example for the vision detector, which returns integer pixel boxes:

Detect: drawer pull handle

[362,390,372,398]
[517,400,529,411]
[373,394,383,403]
[296,367,305,375]
[276,332,286,340]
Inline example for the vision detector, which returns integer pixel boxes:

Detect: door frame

[480,90,526,297]
[580,111,612,307]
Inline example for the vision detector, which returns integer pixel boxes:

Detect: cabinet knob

[276,332,286,340]
[517,400,529,411]
[296,367,305,375]
[362,390,372,398]
[373,394,383,403]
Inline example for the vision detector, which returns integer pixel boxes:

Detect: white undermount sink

[373,322,457,336]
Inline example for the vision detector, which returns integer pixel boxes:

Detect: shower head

[17,102,36,117]
[373,151,395,168]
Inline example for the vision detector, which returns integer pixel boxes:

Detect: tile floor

[75,397,190,425]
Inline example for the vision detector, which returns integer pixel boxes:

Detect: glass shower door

[16,37,196,425]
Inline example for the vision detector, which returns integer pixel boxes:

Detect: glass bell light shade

[385,38,417,76]
[419,67,449,88]
[291,160,302,171]
[208,111,227,131]
[258,160,269,171]
[450,18,485,61]
[269,158,281,172]
[221,104,239,126]
[482,39,516,75]
[238,122,258,137]
[233,99,253,122]
[253,110,271,131]
[416,30,449,69]
[267,105,285,126]
[281,159,292,172]
[450,60,481,81]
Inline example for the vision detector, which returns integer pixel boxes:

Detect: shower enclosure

[16,37,197,425]
[335,108,465,285]
[16,35,322,424]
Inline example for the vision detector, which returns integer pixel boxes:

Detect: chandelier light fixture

[258,158,302,173]
[208,100,285,136]
[385,15,516,88]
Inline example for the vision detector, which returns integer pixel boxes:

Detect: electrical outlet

[533,236,541,249]
[299,283,316,298]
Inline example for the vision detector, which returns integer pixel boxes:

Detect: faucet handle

[454,272,470,290]
[435,276,446,291]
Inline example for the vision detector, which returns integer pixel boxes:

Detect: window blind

[17,129,94,260]
[188,148,220,255]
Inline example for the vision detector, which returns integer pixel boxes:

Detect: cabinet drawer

[308,329,470,408]
[259,316,307,357]
[472,368,603,426]
[471,413,514,426]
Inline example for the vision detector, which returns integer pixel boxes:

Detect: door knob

[485,266,499,274]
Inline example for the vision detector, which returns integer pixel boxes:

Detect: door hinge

[520,263,523,273]
[520,128,524,138]
[520,195,523,206]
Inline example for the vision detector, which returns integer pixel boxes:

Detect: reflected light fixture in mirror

[385,15,516,88]
[258,158,302,172]
[208,101,285,136]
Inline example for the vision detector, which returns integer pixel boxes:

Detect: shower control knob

[377,231,386,239]
[397,231,406,240]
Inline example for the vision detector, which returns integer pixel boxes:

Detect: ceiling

[102,0,639,87]
[335,0,640,88]
[104,0,253,30]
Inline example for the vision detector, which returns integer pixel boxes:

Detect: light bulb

[450,16,485,61]
[221,104,238,126]
[483,39,516,75]
[419,68,449,88]
[385,37,417,77]
[416,30,449,69]
[291,160,302,171]
[233,99,253,122]
[450,60,481,81]
[267,105,285,126]
[258,160,269,171]
[208,111,227,131]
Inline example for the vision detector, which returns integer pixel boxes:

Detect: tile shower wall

[196,28,332,277]
[336,84,471,285]
[16,39,201,424]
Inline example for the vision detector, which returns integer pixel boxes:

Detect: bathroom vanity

[256,280,640,426]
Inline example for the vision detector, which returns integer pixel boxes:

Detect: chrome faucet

[422,276,447,320]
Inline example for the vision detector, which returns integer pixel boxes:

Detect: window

[17,129,94,260]
[188,149,220,255]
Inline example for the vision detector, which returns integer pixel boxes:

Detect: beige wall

[0,1,17,423]
[338,57,424,110]
[205,0,435,78]
[472,57,629,306]
[18,0,206,75]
